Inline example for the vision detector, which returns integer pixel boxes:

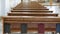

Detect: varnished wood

[28,28,56,31]
[2,16,60,23]
[13,8,49,10]
[10,23,56,29]
[11,10,52,12]
[10,28,56,32]
[8,13,58,16]
[10,23,56,32]
[3,1,58,32]
[14,1,47,9]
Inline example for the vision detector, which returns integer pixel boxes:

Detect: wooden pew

[8,13,58,16]
[10,23,56,32]
[27,28,56,32]
[14,2,47,9]
[11,10,53,13]
[2,16,60,23]
[3,1,58,33]
[13,8,49,10]
[28,23,56,32]
[11,28,56,32]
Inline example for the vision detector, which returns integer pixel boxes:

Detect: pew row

[14,2,47,9]
[11,10,53,13]
[2,16,60,23]
[11,28,56,32]
[10,23,56,29]
[8,13,58,16]
[13,8,49,10]
[11,23,56,32]
[10,23,56,32]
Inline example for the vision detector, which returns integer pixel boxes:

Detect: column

[56,23,60,34]
[38,23,45,34]
[21,24,27,34]
[4,23,11,34]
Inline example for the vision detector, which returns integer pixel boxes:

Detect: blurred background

[0,0,60,34]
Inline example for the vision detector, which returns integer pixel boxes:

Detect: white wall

[0,0,1,16]
[5,0,21,16]
[10,0,21,8]
[0,0,5,16]
[0,0,21,16]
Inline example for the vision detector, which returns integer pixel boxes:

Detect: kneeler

[56,23,60,34]
[38,23,45,34]
[21,24,27,34]
[4,23,11,34]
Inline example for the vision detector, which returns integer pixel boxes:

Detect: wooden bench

[8,13,58,16]
[11,10,53,13]
[2,16,60,23]
[5,23,56,32]
[3,1,58,33]
[10,28,56,32]
[14,2,47,9]
[13,8,49,10]
[10,23,56,32]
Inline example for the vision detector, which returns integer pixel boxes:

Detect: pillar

[38,23,45,34]
[4,23,11,34]
[21,24,27,34]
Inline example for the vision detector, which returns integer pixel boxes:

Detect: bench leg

[4,23,11,34]
[38,23,45,34]
[21,24,27,34]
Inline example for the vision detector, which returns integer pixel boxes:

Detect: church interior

[0,0,60,34]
